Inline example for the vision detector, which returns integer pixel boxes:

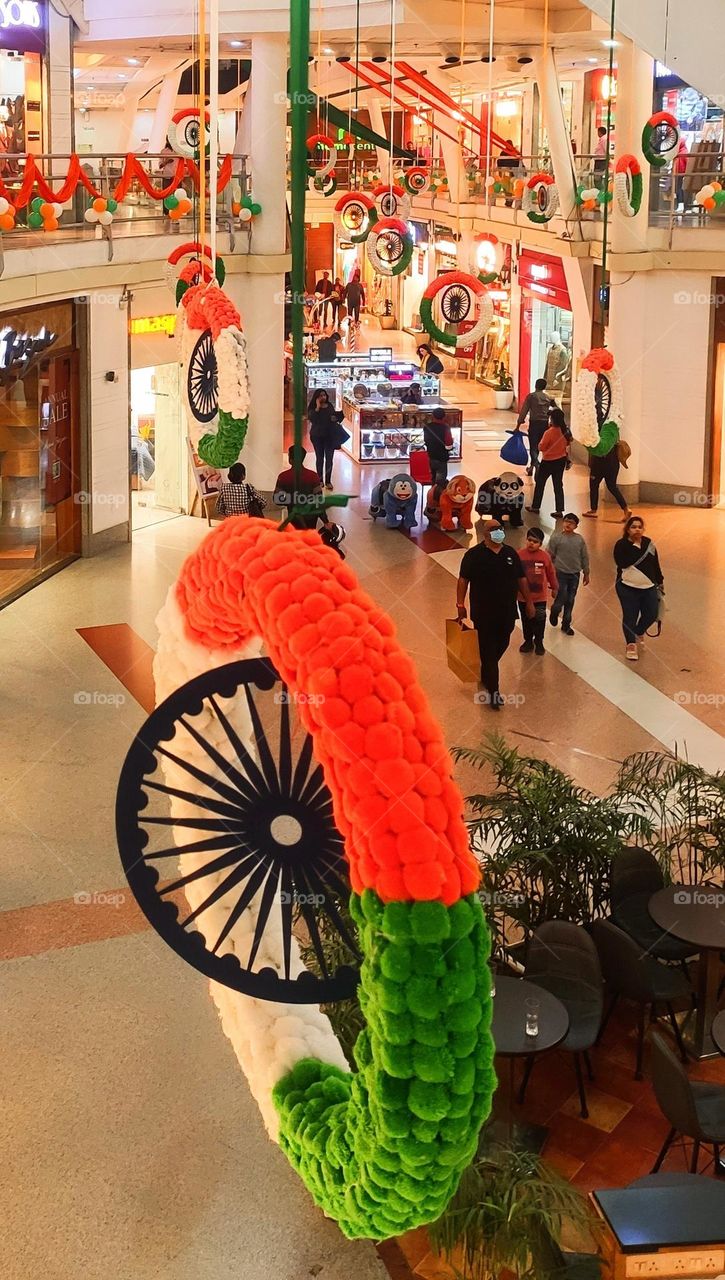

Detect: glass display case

[341,396,463,465]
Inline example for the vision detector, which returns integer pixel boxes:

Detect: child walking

[517,527,558,655]
[548,513,590,636]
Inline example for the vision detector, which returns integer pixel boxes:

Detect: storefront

[517,249,573,416]
[0,299,81,606]
[0,0,47,159]
[129,292,187,527]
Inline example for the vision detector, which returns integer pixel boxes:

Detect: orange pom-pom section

[182,280,243,340]
[581,347,614,374]
[174,517,479,906]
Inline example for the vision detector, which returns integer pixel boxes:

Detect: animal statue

[439,475,476,531]
[475,471,525,527]
[382,473,418,529]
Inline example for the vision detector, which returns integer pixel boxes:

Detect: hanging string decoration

[373,182,412,221]
[573,348,624,452]
[694,181,725,212]
[233,193,263,223]
[306,132,338,194]
[641,111,680,168]
[366,216,414,276]
[613,155,643,218]
[420,271,494,350]
[402,166,429,195]
[334,191,377,244]
[166,242,226,304]
[120,516,494,1240]
[522,172,560,224]
[176,274,250,467]
[471,232,501,285]
[0,196,16,231]
[84,196,120,226]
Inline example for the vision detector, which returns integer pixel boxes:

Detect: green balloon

[28,211,43,228]
[714,190,725,205]
[493,181,505,193]
[241,196,253,209]
[164,195,179,210]
[250,202,262,215]
[31,196,43,212]
[107,198,118,213]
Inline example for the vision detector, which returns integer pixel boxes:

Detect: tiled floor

[1,323,724,1278]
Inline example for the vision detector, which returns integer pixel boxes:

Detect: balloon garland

[176,274,250,467]
[233,193,264,223]
[334,191,377,244]
[27,196,64,231]
[573,347,623,452]
[85,196,120,226]
[613,155,643,218]
[0,196,16,231]
[420,272,494,350]
[403,166,429,195]
[373,182,412,221]
[522,172,560,224]
[641,111,680,168]
[147,516,494,1240]
[694,181,725,212]
[366,216,414,276]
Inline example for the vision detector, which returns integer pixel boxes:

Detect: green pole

[289,0,310,494]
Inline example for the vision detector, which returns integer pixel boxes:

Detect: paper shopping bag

[446,618,480,683]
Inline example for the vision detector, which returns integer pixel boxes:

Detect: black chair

[518,921,603,1119]
[591,919,692,1079]
[611,848,698,968]
[650,1032,725,1175]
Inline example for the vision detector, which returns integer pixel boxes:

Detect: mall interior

[1,0,725,1276]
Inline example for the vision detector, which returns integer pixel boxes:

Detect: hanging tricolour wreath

[522,172,560,224]
[420,271,494,350]
[471,232,501,285]
[373,182,412,222]
[334,191,377,244]
[641,111,679,168]
[165,241,226,304]
[306,133,338,195]
[366,215,413,276]
[176,275,250,467]
[613,155,643,217]
[403,166,429,195]
[573,347,624,452]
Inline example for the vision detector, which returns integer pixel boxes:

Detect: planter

[379,315,397,329]
[494,389,514,410]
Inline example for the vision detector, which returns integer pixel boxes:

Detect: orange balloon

[179,200,192,214]
[168,207,183,221]
[0,213,14,231]
[39,202,54,218]
[513,179,525,197]
[713,182,722,191]
[583,199,597,211]
[704,197,717,210]
[92,197,106,213]
[44,217,59,230]
[232,201,241,215]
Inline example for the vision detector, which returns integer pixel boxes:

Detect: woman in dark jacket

[423,406,451,486]
[308,389,345,490]
[344,270,365,323]
[613,515,664,661]
[416,342,444,376]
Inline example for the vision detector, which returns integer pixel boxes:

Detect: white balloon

[700,184,715,199]
[98,210,113,226]
[239,206,252,222]
[84,208,98,223]
[0,197,8,214]
[53,203,64,217]
[174,187,187,201]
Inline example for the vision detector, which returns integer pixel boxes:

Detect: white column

[534,49,578,225]
[47,7,73,154]
[246,33,287,254]
[368,100,390,176]
[611,40,654,255]
[148,72,182,153]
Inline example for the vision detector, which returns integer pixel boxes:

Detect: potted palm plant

[494,362,515,410]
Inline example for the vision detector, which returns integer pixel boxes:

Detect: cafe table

[649,885,725,1058]
[488,974,569,1151]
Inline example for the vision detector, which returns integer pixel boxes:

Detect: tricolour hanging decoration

[573,347,624,452]
[85,196,121,226]
[694,181,725,212]
[373,181,411,221]
[471,232,502,284]
[306,132,338,194]
[613,155,643,217]
[168,108,212,158]
[641,111,680,168]
[522,172,560,224]
[420,271,494,350]
[403,166,429,195]
[366,215,414,276]
[176,273,250,467]
[165,241,226,303]
[334,190,377,243]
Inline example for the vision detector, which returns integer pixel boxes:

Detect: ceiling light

[127,57,141,65]
[452,110,463,121]
[495,98,518,117]
[444,55,460,65]
[336,54,351,62]
[370,54,387,63]
[481,54,497,63]
[118,73,126,79]
[602,39,620,48]
[517,55,534,65]
[229,40,243,48]
[587,57,598,63]
[323,46,333,54]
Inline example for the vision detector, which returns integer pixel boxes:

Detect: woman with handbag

[613,515,664,661]
[308,389,349,490]
[526,407,571,519]
[215,462,267,518]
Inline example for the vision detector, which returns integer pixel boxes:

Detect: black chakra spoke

[208,694,270,795]
[278,690,293,796]
[280,862,295,980]
[160,843,262,901]
[145,833,247,860]
[174,711,264,801]
[242,862,283,971]
[143,774,245,822]
[142,814,245,832]
[243,684,281,793]
[290,730,315,799]
[180,848,268,930]
[211,856,276,957]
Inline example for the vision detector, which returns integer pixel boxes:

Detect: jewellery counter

[341,396,462,466]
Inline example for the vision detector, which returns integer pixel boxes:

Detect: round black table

[712,1010,725,1057]
[489,975,569,1151]
[649,885,725,1059]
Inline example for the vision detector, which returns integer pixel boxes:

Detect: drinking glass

[525,997,540,1038]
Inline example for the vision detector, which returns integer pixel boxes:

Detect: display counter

[284,354,441,411]
[342,396,462,465]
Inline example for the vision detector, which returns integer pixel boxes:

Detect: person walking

[423,405,452,486]
[215,462,266,518]
[330,276,344,326]
[517,377,554,477]
[526,407,571,518]
[315,270,333,325]
[583,444,632,521]
[456,519,535,709]
[614,515,664,661]
[517,527,558,655]
[308,389,345,490]
[548,513,590,635]
[344,269,365,324]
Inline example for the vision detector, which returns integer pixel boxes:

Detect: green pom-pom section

[587,420,620,457]
[197,408,248,468]
[273,892,494,1239]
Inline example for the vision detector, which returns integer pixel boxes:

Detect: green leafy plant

[453,735,652,958]
[613,749,725,885]
[496,362,514,392]
[296,894,365,1066]
[430,1140,600,1280]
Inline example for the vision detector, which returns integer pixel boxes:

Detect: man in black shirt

[457,519,535,708]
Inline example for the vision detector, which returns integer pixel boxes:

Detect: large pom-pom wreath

[373,182,412,222]
[522,172,560,224]
[573,347,623,450]
[334,191,377,244]
[169,107,211,159]
[419,271,494,350]
[145,517,494,1239]
[614,155,643,218]
[366,216,414,276]
[641,111,679,168]
[176,272,249,466]
[403,167,429,195]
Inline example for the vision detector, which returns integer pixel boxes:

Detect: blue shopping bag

[499,429,529,467]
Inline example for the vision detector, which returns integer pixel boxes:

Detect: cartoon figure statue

[424,482,444,525]
[475,471,525,526]
[383,473,418,529]
[439,475,476,531]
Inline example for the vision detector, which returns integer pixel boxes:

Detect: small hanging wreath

[420,271,494,350]
[641,111,680,168]
[366,215,413,276]
[165,241,226,304]
[334,191,377,244]
[471,232,501,284]
[305,132,337,180]
[522,172,560,224]
[613,155,643,217]
[373,182,412,221]
[573,347,624,450]
[402,166,429,195]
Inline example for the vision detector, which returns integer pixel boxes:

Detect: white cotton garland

[572,358,624,448]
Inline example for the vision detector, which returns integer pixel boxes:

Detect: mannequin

[543,330,569,389]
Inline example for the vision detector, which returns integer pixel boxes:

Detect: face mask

[490,529,506,544]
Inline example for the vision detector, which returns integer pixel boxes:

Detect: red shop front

[518,250,573,417]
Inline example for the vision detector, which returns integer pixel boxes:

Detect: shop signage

[0,0,46,55]
[44,356,73,507]
[518,251,571,310]
[0,324,56,377]
[589,69,617,102]
[130,314,177,336]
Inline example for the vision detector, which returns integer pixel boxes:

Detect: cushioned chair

[591,919,692,1079]
[518,921,604,1119]
[611,848,698,968]
[650,1032,725,1175]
